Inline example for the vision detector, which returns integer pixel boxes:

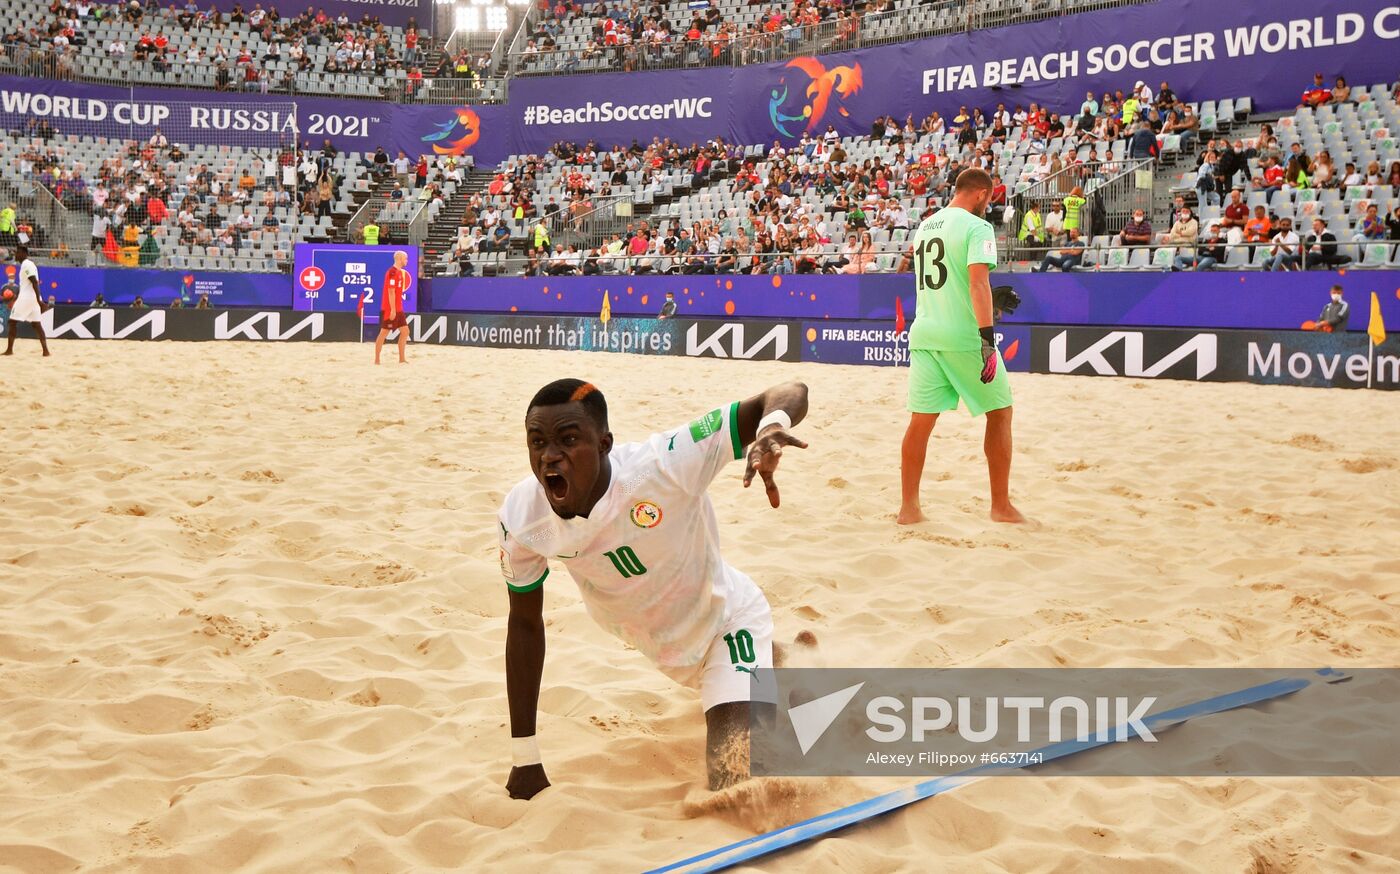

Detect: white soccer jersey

[498,401,759,670]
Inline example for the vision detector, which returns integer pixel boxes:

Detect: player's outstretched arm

[505,586,550,800]
[738,381,810,508]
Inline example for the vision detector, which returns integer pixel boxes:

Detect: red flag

[102,229,119,262]
[356,294,366,317]
[894,296,906,335]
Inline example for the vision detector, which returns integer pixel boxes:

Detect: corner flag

[894,295,906,335]
[600,290,611,325]
[1368,292,1386,347]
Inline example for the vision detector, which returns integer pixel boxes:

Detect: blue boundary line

[647,670,1345,874]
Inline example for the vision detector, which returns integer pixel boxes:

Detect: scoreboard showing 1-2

[292,243,419,324]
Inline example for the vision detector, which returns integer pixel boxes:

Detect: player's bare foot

[896,505,926,525]
[990,502,1027,524]
[2,350,12,356]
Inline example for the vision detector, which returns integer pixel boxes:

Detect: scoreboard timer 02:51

[292,243,420,324]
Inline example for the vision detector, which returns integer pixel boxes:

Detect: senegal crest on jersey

[630,500,663,529]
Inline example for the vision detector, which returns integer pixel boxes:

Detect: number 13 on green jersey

[908,206,999,353]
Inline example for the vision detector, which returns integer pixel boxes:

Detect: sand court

[1,341,1397,872]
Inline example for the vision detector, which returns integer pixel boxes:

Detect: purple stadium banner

[427,273,910,321]
[19,264,291,307]
[6,0,1399,164]
[994,271,1400,332]
[426,271,1400,333]
[508,68,730,155]
[508,0,1399,154]
[724,0,1400,149]
[0,75,515,166]
[11,262,1399,329]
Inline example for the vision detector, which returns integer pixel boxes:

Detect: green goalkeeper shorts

[907,349,1013,417]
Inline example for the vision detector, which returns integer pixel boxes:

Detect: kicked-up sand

[1,340,1397,873]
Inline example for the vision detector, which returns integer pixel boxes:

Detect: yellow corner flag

[1368,291,1387,347]
[600,290,611,325]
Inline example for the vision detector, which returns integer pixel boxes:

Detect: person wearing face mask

[1310,285,1349,332]
[1159,207,1199,254]
[1174,221,1226,271]
[1120,209,1153,248]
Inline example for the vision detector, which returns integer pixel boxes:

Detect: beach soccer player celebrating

[373,250,412,365]
[898,169,1023,524]
[499,378,809,799]
[4,245,50,357]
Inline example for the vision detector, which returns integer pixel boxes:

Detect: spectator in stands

[840,231,876,274]
[1195,150,1219,206]
[1282,157,1310,191]
[1330,76,1352,104]
[1266,218,1301,271]
[1355,203,1386,242]
[1253,156,1285,202]
[1175,221,1226,271]
[1120,208,1152,247]
[131,294,147,308]
[1034,229,1084,272]
[1127,121,1157,160]
[1303,218,1351,269]
[1301,73,1331,108]
[1287,141,1312,174]
[1312,150,1337,189]
[1219,190,1249,242]
[1044,203,1064,245]
[1214,139,1242,193]
[1386,205,1400,244]
[369,147,390,180]
[1159,206,1198,255]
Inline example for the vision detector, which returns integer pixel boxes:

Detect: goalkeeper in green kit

[897,168,1026,525]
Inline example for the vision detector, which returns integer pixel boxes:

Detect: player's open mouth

[543,471,569,502]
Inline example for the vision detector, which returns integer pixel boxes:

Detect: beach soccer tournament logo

[421,107,482,156]
[769,57,864,140]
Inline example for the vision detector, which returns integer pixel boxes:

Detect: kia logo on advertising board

[1044,330,1219,380]
[214,312,326,341]
[684,321,797,361]
[40,307,359,343]
[44,308,167,340]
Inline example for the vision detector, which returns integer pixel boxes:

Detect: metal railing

[446,242,911,276]
[0,44,507,105]
[1008,238,1379,271]
[1007,159,1156,259]
[405,197,435,247]
[507,0,1154,77]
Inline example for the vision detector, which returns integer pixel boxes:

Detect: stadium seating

[0,0,488,101]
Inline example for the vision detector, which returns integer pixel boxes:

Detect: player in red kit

[375,250,412,365]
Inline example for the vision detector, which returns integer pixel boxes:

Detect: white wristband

[756,410,792,435]
[511,735,541,767]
